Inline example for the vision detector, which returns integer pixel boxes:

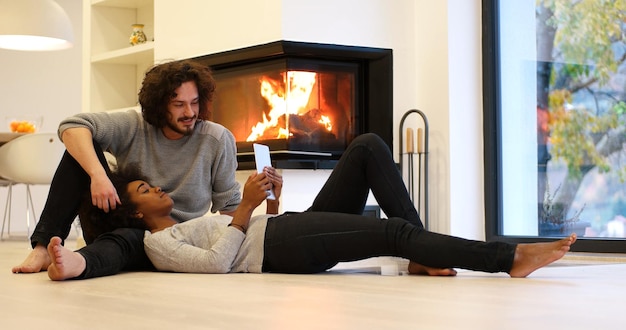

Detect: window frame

[482,0,626,253]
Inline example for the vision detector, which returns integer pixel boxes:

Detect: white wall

[447,0,484,238]
[0,0,485,241]
[154,0,283,61]
[410,0,484,239]
[0,0,82,237]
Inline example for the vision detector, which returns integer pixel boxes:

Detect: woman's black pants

[262,133,516,274]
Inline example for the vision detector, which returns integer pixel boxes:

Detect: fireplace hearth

[192,40,392,169]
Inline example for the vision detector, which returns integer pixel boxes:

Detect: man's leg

[29,151,89,247]
[13,141,109,273]
[32,141,111,247]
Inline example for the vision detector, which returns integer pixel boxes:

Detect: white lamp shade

[0,0,74,51]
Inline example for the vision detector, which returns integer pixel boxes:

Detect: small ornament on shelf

[129,23,147,46]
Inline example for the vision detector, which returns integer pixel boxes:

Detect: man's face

[162,81,200,139]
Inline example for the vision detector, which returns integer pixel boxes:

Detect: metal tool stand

[399,109,429,229]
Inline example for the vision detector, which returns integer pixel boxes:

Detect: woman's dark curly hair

[78,165,150,244]
[138,59,216,128]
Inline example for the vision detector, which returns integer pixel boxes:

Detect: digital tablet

[253,143,276,200]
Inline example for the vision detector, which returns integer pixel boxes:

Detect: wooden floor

[1,238,625,329]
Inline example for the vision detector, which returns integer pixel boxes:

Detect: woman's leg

[74,228,154,279]
[263,212,515,274]
[308,133,421,227]
[30,141,111,248]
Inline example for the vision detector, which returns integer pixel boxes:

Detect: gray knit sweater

[144,214,272,273]
[58,110,241,221]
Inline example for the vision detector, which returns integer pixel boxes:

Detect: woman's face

[126,180,174,218]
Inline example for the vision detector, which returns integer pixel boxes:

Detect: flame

[246,71,331,142]
[319,115,332,131]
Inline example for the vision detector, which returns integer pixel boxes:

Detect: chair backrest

[0,133,66,185]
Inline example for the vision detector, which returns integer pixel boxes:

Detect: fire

[246,71,333,142]
[319,115,332,131]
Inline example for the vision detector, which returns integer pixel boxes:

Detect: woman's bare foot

[12,244,51,273]
[47,236,86,281]
[408,261,458,276]
[508,233,577,278]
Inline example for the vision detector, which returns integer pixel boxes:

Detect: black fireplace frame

[192,40,393,169]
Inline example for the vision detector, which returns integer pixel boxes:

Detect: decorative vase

[129,24,147,46]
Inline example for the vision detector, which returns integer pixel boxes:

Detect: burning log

[288,108,337,143]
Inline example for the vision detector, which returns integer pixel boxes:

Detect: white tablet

[253,143,276,200]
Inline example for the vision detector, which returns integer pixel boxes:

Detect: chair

[0,133,65,240]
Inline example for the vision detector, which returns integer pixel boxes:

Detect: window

[483,0,626,252]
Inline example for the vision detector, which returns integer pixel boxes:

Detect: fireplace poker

[399,109,429,229]
[416,128,423,210]
[406,127,415,202]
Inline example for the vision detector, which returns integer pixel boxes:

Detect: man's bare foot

[12,244,51,273]
[408,261,458,276]
[508,233,577,278]
[46,236,86,281]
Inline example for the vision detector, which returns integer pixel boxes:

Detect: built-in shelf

[92,0,153,8]
[84,0,155,113]
[91,42,154,64]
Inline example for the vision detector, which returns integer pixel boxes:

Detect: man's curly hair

[138,59,216,128]
[78,165,149,244]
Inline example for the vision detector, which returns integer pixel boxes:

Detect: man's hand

[90,173,120,212]
[61,127,120,213]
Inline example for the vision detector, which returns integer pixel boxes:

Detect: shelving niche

[84,0,155,113]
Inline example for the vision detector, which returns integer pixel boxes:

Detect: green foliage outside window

[536,0,626,233]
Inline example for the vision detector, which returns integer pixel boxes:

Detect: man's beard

[166,118,195,136]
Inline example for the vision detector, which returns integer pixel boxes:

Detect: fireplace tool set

[399,109,429,229]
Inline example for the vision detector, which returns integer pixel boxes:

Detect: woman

[47,134,576,280]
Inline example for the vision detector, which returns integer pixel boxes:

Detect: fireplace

[192,40,392,169]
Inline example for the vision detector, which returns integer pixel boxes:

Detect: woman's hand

[231,172,272,232]
[263,166,283,200]
[241,172,273,209]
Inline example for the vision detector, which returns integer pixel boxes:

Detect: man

[12,60,241,279]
